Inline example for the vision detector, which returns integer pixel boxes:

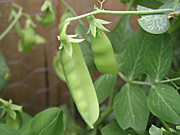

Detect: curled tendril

[97,0,106,10]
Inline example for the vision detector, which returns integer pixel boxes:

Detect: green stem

[118,72,152,86]
[160,77,180,84]
[126,0,135,11]
[0,7,22,41]
[60,0,84,25]
[94,106,113,127]
[159,119,171,131]
[65,8,173,23]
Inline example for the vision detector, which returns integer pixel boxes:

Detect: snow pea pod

[60,43,99,128]
[91,29,119,74]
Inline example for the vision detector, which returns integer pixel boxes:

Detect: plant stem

[126,0,135,11]
[118,72,152,86]
[65,8,173,23]
[60,0,84,25]
[159,119,171,131]
[160,77,180,83]
[94,106,113,127]
[0,7,22,41]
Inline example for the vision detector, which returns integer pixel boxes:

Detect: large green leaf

[121,29,155,80]
[0,124,20,135]
[137,6,170,34]
[0,51,11,91]
[75,24,96,75]
[29,107,64,135]
[107,15,133,54]
[143,33,173,82]
[94,74,117,104]
[113,84,149,133]
[19,120,32,135]
[101,121,137,135]
[121,0,162,8]
[147,85,180,124]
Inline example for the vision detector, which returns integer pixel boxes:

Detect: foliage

[0,0,180,135]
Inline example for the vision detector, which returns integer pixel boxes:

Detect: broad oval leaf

[101,121,137,135]
[29,107,64,135]
[94,74,117,104]
[107,15,133,54]
[113,83,149,134]
[0,124,20,135]
[147,85,180,124]
[137,5,170,34]
[0,51,11,91]
[121,29,155,80]
[143,33,173,82]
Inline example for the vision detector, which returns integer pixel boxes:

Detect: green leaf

[0,124,20,135]
[143,33,173,82]
[94,74,117,104]
[6,108,16,120]
[21,112,32,125]
[149,125,163,135]
[29,107,64,135]
[137,5,170,34]
[113,84,149,133]
[101,121,137,135]
[75,24,96,75]
[107,15,133,54]
[0,51,11,91]
[121,29,155,80]
[147,85,180,124]
[101,121,123,135]
[19,119,32,135]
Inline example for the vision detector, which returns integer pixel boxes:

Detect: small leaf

[143,33,173,82]
[137,5,170,34]
[147,85,180,124]
[0,124,20,135]
[64,41,73,57]
[6,108,16,120]
[0,51,11,91]
[149,125,163,135]
[94,74,117,104]
[107,15,133,54]
[29,107,64,135]
[121,29,155,80]
[113,84,149,134]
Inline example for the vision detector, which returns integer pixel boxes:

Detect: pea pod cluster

[87,15,119,74]
[58,34,99,128]
[36,0,55,26]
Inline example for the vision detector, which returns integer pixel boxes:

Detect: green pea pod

[60,43,99,128]
[91,29,119,74]
[36,8,55,26]
[53,53,66,82]
[18,27,36,53]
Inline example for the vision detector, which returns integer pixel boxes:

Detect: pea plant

[0,0,180,134]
